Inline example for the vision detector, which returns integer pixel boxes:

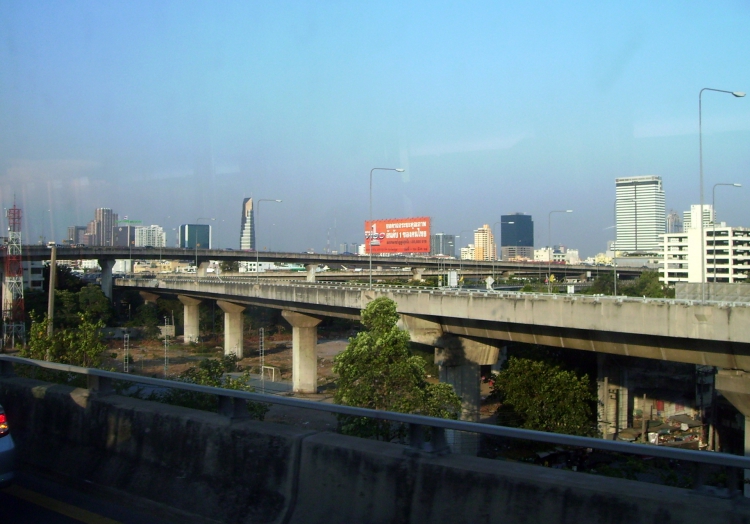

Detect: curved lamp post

[256,199,282,283]
[699,88,745,301]
[368,167,404,289]
[548,210,572,292]
[710,183,742,290]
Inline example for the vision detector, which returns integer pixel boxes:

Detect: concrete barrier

[2,376,749,524]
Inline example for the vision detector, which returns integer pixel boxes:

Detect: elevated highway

[118,276,750,455]
[11,244,645,282]
[119,276,750,370]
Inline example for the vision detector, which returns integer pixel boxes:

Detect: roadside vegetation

[333,297,461,441]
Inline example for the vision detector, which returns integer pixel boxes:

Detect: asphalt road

[1,470,214,524]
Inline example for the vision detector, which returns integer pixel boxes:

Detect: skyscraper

[500,213,534,260]
[135,225,167,247]
[430,233,456,257]
[86,208,118,246]
[179,224,211,249]
[240,198,255,251]
[615,176,665,252]
[473,224,495,261]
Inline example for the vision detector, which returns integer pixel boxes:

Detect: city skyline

[1,2,748,257]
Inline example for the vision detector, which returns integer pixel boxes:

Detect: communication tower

[2,203,25,348]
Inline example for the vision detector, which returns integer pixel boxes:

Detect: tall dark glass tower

[500,213,534,260]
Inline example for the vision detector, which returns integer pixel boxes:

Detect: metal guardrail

[0,354,746,496]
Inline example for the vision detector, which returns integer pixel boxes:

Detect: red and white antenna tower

[3,203,25,347]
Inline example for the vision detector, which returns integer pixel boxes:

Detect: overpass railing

[0,355,746,497]
[117,275,750,308]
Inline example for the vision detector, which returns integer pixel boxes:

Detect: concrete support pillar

[178,295,202,344]
[305,264,317,283]
[715,369,750,497]
[435,335,500,455]
[139,291,160,304]
[217,300,245,358]
[597,354,630,440]
[197,262,211,277]
[281,310,323,393]
[98,258,115,299]
[411,267,425,282]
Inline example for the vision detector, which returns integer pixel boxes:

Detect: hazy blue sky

[2,1,749,257]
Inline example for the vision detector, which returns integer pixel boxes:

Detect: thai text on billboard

[364,217,431,254]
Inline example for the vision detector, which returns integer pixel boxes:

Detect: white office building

[660,205,750,285]
[135,225,167,247]
[615,176,665,252]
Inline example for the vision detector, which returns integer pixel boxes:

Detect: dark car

[0,403,16,486]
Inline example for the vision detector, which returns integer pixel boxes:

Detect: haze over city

[1,1,749,257]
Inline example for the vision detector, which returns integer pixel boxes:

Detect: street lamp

[457,229,474,278]
[699,88,745,301]
[195,217,215,272]
[492,221,513,280]
[548,210,572,293]
[368,167,404,289]
[711,183,742,290]
[256,199,282,283]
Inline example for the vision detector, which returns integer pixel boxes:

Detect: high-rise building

[660,224,750,285]
[666,210,683,233]
[112,225,137,247]
[615,176,665,252]
[473,224,495,261]
[92,208,118,246]
[240,198,255,251]
[683,204,714,230]
[179,224,211,249]
[67,226,87,245]
[500,213,534,260]
[135,225,166,247]
[430,233,456,257]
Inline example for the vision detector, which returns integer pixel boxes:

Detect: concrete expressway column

[436,336,499,455]
[305,264,317,283]
[178,295,202,344]
[98,258,115,299]
[401,313,499,455]
[715,370,750,497]
[411,267,425,282]
[217,300,245,358]
[139,291,160,304]
[197,261,211,277]
[281,310,322,393]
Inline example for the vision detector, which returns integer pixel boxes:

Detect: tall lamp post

[699,88,745,301]
[711,183,742,290]
[368,167,404,289]
[256,199,282,283]
[195,217,215,271]
[492,220,513,280]
[548,210,572,292]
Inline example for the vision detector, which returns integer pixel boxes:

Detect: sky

[1,1,749,257]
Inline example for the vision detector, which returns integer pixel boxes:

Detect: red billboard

[364,217,431,254]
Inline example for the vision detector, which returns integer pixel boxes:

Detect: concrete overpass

[118,276,750,455]
[11,244,644,285]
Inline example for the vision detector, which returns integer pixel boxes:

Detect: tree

[492,356,597,436]
[220,260,239,272]
[333,297,461,440]
[23,314,107,368]
[77,285,113,325]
